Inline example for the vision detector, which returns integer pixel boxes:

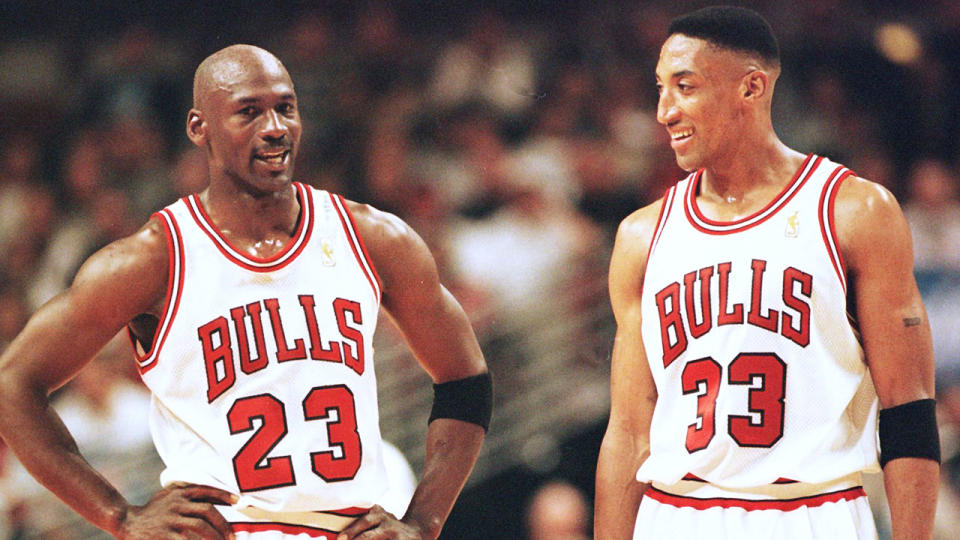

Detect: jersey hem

[645,485,866,511]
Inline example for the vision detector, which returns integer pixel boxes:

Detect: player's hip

[219,504,369,539]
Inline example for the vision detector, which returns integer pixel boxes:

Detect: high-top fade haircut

[668,6,780,66]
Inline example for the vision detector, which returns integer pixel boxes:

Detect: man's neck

[199,180,302,256]
[696,139,807,220]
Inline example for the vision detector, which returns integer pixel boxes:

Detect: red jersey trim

[131,210,185,375]
[320,506,369,516]
[682,473,797,484]
[645,485,866,511]
[330,194,382,303]
[684,154,820,235]
[230,522,338,538]
[184,182,315,272]
[818,167,854,292]
[228,507,367,538]
[648,184,680,263]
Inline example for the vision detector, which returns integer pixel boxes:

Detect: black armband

[429,372,493,432]
[878,398,940,468]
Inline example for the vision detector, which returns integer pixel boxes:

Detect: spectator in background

[427,9,539,121]
[935,378,960,539]
[525,480,590,540]
[29,130,138,311]
[902,159,960,274]
[900,159,960,540]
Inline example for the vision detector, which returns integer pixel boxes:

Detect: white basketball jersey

[132,182,387,512]
[638,155,880,488]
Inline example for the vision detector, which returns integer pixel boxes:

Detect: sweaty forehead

[194,47,292,107]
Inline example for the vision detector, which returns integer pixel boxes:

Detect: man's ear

[741,70,769,101]
[186,109,206,147]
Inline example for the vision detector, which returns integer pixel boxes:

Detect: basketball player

[595,7,938,540]
[0,44,491,539]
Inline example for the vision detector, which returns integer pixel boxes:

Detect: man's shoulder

[832,175,902,233]
[616,196,668,247]
[340,199,410,243]
[73,217,169,285]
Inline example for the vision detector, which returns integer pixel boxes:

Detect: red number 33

[227,384,362,492]
[681,353,786,453]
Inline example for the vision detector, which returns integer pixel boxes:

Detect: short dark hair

[668,6,780,65]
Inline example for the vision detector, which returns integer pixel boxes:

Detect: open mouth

[670,128,694,142]
[254,149,290,167]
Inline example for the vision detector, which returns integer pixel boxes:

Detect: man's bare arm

[338,202,488,540]
[836,177,938,540]
[0,219,236,539]
[595,201,662,540]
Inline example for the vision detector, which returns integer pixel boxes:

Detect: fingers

[177,499,235,537]
[132,483,236,539]
[171,485,236,539]
[337,505,388,539]
[177,484,240,506]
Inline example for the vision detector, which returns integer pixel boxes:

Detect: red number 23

[227,384,362,492]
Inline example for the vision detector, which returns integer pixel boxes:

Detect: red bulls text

[656,259,812,367]
[198,295,365,402]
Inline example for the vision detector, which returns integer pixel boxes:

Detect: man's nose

[260,109,287,139]
[657,92,679,125]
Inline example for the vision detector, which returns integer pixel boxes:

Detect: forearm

[402,418,485,539]
[0,377,129,536]
[883,457,939,540]
[594,429,648,540]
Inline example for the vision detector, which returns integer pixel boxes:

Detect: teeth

[671,129,693,140]
[257,151,287,163]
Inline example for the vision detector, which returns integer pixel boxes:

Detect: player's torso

[638,155,879,487]
[136,183,387,511]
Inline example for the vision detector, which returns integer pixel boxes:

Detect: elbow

[0,361,47,415]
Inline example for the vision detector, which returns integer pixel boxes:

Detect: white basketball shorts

[634,474,878,539]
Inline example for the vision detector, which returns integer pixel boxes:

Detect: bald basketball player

[0,44,491,540]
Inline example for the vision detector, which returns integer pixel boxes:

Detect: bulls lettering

[199,295,366,402]
[656,259,812,367]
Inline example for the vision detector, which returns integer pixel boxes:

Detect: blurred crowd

[0,1,958,538]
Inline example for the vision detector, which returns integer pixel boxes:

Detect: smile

[254,149,290,167]
[671,128,694,140]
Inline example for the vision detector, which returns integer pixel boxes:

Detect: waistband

[647,472,866,511]
[219,505,369,537]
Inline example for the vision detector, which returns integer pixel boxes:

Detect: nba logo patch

[785,211,799,238]
[321,239,336,266]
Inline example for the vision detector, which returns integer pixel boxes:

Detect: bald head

[185,43,301,188]
[192,44,291,110]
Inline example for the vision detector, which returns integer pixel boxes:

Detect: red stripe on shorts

[645,485,866,511]
[231,522,339,538]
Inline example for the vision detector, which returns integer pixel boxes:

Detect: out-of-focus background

[0,1,957,538]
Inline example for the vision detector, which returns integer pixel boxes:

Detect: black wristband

[429,372,493,432]
[878,398,940,468]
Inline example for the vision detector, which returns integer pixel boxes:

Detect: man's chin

[674,155,700,172]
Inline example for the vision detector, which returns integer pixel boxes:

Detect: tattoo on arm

[903,317,922,327]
